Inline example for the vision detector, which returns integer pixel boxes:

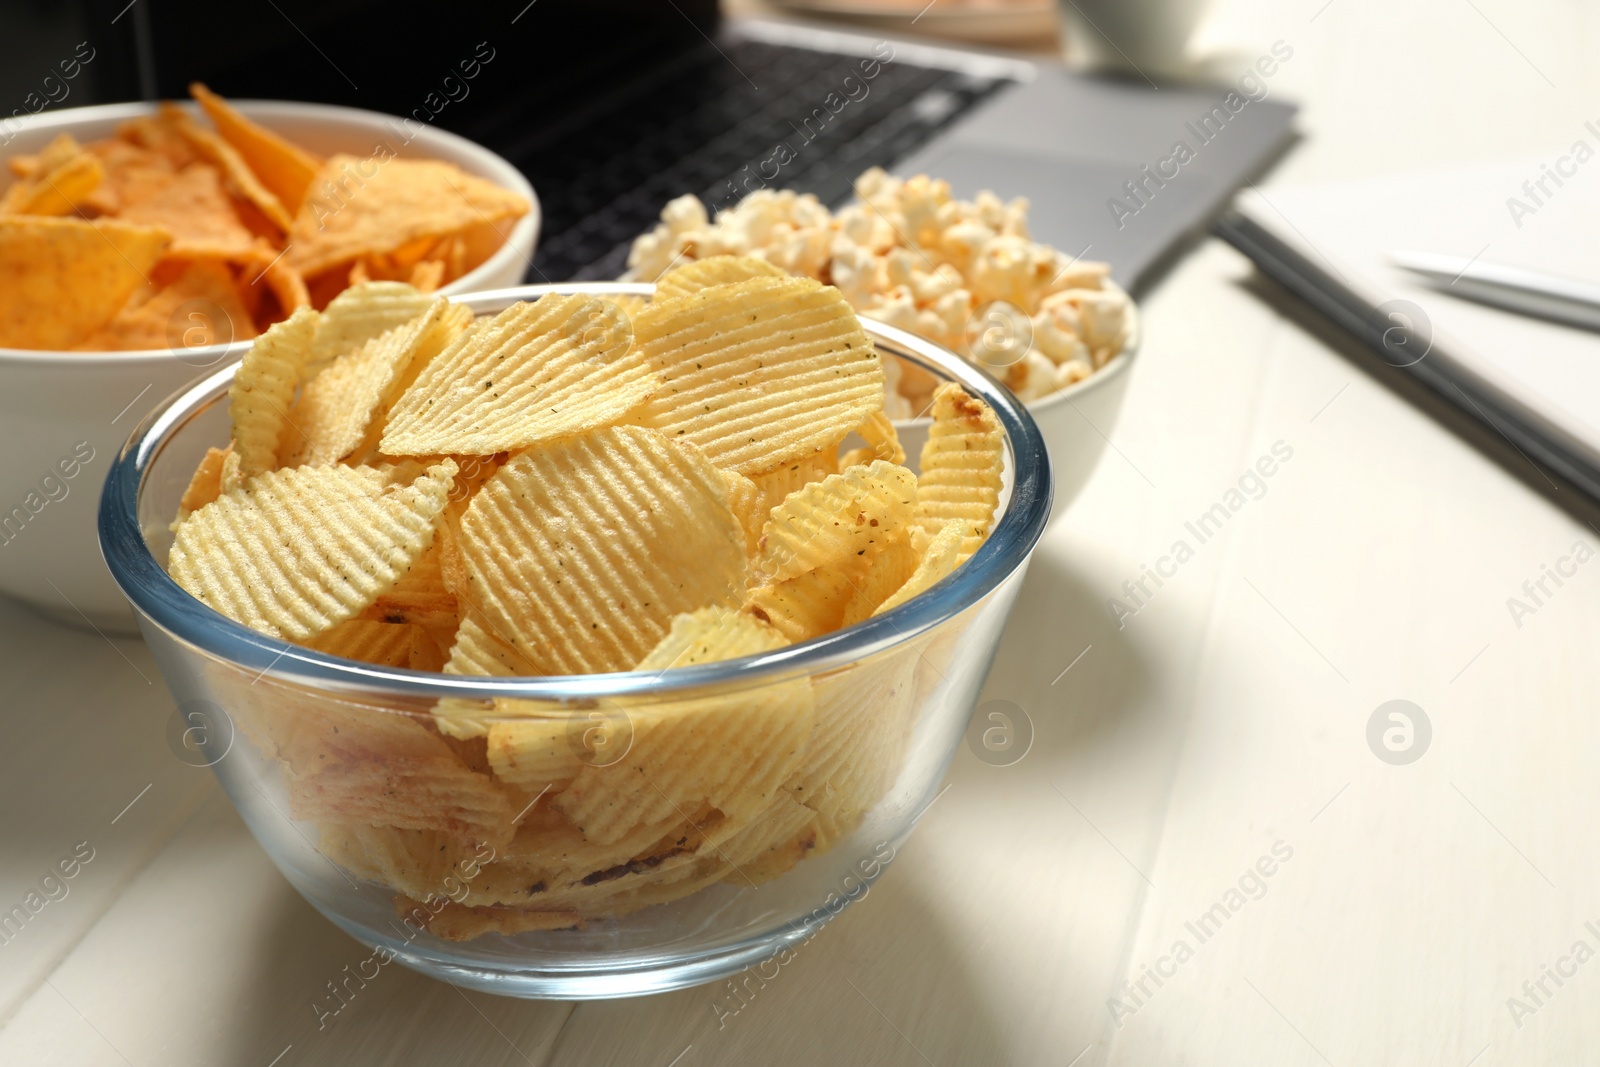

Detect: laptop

[19,0,1297,291]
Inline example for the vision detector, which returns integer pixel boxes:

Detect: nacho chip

[456,426,747,676]
[116,163,256,258]
[288,154,529,279]
[6,133,82,180]
[381,295,652,457]
[117,113,200,169]
[189,82,322,211]
[632,276,885,474]
[165,104,292,231]
[0,151,104,217]
[0,216,170,348]
[76,258,254,352]
[252,250,311,317]
[409,258,444,292]
[83,138,180,215]
[167,459,457,641]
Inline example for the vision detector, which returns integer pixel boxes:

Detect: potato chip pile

[168,263,1006,938]
[0,84,528,351]
[626,167,1136,413]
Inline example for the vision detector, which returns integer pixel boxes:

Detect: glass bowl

[98,283,1051,999]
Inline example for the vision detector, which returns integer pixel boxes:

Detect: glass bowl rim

[98,281,1052,703]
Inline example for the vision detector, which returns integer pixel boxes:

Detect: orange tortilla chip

[117,163,256,258]
[163,104,292,232]
[189,83,322,211]
[4,135,81,181]
[116,113,201,169]
[0,216,170,349]
[84,140,180,215]
[409,258,444,292]
[0,151,104,217]
[251,251,311,317]
[75,258,256,352]
[287,154,528,278]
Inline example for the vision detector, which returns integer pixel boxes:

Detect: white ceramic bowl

[0,100,538,632]
[897,334,1139,526]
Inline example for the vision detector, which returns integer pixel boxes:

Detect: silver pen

[1390,250,1600,332]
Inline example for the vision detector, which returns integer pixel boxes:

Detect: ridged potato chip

[552,607,800,844]
[487,714,582,795]
[380,295,653,456]
[308,281,437,371]
[359,537,453,630]
[320,823,477,902]
[450,802,721,909]
[285,297,471,466]
[875,520,965,617]
[914,382,1004,557]
[840,410,905,468]
[839,534,919,627]
[632,276,884,475]
[269,699,515,846]
[228,306,319,477]
[748,450,838,513]
[784,652,918,849]
[753,460,916,585]
[432,610,538,741]
[168,459,457,641]
[653,254,786,300]
[302,618,422,667]
[744,566,863,644]
[723,470,764,558]
[718,791,819,885]
[457,426,746,676]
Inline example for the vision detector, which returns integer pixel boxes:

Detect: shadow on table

[976,546,1154,759]
[532,874,1015,1066]
[224,862,1003,1066]
[225,886,572,1066]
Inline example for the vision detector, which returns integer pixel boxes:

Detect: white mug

[1056,0,1214,79]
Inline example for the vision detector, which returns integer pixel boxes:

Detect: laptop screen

[5,0,720,126]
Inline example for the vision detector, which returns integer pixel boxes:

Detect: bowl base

[320,908,830,1000]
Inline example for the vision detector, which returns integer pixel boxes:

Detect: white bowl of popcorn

[626,169,1139,522]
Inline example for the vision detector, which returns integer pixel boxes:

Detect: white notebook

[1232,156,1600,471]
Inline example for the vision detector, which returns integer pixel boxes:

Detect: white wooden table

[4,2,1598,1063]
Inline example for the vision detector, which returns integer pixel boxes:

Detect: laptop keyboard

[499,35,1015,282]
